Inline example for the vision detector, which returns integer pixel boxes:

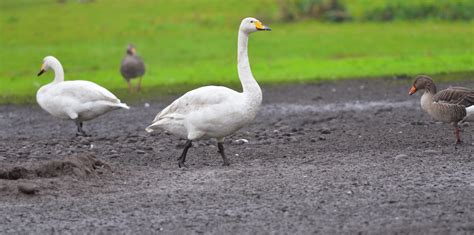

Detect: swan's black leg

[75,120,87,137]
[218,143,230,166]
[177,140,192,168]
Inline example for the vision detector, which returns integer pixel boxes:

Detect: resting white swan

[146,17,271,167]
[37,56,129,136]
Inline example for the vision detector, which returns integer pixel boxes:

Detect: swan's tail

[116,102,130,110]
[463,106,474,122]
[145,124,156,133]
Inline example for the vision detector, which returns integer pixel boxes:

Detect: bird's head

[239,17,271,34]
[409,75,434,95]
[37,56,60,76]
[126,44,137,55]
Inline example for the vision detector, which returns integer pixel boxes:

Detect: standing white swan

[146,17,271,167]
[37,56,129,136]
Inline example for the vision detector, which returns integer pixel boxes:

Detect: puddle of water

[262,100,417,115]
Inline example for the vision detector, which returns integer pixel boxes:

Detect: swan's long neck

[237,30,262,102]
[50,60,64,83]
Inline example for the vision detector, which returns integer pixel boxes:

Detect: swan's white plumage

[146,17,267,142]
[146,85,256,140]
[464,106,474,122]
[36,56,129,122]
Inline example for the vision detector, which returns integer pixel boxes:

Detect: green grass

[1,0,473,103]
[343,0,474,20]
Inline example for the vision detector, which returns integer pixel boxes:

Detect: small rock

[110,154,120,159]
[17,183,39,195]
[320,128,331,134]
[318,136,326,141]
[395,154,408,159]
[136,150,146,154]
[233,139,249,145]
[224,209,236,217]
[144,103,150,108]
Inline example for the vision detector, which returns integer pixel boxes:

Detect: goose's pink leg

[455,127,462,144]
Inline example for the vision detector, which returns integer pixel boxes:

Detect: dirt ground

[0,78,473,234]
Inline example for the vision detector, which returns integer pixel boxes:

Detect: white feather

[146,17,264,141]
[37,56,129,122]
[464,106,474,122]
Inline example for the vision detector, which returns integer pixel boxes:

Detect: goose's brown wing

[433,87,474,107]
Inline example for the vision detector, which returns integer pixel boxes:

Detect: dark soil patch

[0,78,473,233]
[0,154,110,180]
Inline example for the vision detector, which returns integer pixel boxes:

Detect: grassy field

[1,0,473,103]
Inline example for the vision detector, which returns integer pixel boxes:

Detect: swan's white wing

[50,81,121,104]
[152,86,239,123]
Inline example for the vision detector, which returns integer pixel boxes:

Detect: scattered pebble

[17,183,39,195]
[395,154,408,159]
[144,103,150,108]
[320,128,331,134]
[233,139,249,145]
[136,150,146,154]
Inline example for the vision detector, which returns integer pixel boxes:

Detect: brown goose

[120,44,145,93]
[409,75,474,144]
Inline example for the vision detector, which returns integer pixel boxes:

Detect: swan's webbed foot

[75,121,89,137]
[218,143,230,166]
[177,140,192,168]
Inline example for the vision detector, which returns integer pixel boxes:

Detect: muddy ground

[0,78,473,234]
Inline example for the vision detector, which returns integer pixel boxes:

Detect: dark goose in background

[120,44,145,93]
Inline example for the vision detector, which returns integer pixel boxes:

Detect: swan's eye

[250,20,254,23]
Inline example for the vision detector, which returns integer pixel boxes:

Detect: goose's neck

[420,91,434,112]
[424,82,437,95]
[237,30,261,101]
[50,61,64,83]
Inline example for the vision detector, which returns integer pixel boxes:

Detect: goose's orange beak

[409,86,417,95]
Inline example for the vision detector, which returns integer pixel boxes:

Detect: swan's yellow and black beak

[409,86,417,95]
[37,64,45,76]
[255,21,271,31]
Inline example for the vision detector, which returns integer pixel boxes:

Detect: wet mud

[0,78,473,233]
